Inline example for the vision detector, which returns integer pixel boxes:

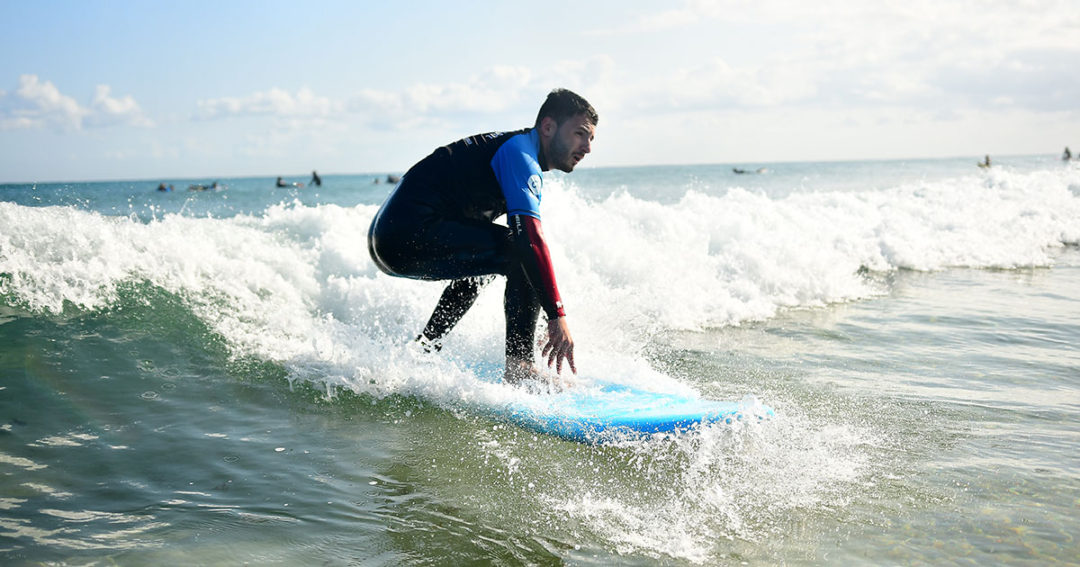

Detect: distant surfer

[189,181,222,191]
[311,170,322,186]
[978,155,991,168]
[1064,147,1072,161]
[368,88,597,384]
[276,177,288,187]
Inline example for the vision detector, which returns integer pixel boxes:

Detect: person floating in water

[978,155,991,168]
[275,177,303,188]
[311,170,322,186]
[156,183,172,192]
[368,88,597,384]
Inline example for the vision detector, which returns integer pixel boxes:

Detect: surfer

[311,170,322,186]
[1064,147,1072,161]
[978,155,991,168]
[367,88,597,384]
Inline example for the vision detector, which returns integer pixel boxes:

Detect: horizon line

[0,152,1059,185]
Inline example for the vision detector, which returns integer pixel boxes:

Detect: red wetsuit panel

[509,215,565,319]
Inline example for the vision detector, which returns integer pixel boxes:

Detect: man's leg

[369,180,523,357]
[394,220,509,351]
[418,275,494,349]
[503,264,541,382]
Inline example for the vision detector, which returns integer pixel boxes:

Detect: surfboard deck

[482,374,774,444]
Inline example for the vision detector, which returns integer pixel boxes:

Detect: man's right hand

[542,316,576,374]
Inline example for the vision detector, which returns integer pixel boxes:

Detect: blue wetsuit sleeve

[491,132,543,219]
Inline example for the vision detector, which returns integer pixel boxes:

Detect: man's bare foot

[503,358,538,384]
[503,358,574,391]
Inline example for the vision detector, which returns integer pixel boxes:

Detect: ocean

[2,156,1078,565]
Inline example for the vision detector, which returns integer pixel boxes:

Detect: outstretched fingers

[544,317,577,374]
[556,345,576,375]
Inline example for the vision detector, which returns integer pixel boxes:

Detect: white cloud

[546,56,615,94]
[195,87,343,121]
[187,60,608,136]
[0,74,153,131]
[87,85,154,128]
[343,58,618,132]
[406,65,533,113]
[592,0,1080,115]
[662,58,819,109]
[0,75,84,131]
[348,65,535,129]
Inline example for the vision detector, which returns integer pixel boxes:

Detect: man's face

[542,113,596,173]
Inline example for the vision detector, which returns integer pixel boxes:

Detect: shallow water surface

[2,158,1079,564]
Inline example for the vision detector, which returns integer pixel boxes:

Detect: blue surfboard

[484,376,774,444]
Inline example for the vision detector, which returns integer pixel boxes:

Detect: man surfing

[367,88,597,384]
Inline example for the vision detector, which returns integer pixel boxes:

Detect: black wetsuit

[368,128,564,360]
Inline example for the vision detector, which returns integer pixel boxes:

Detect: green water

[3,254,1078,565]
[3,160,1079,564]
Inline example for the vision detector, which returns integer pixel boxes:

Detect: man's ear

[540,116,558,137]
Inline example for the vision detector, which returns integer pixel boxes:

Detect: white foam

[546,165,1080,345]
[534,401,875,562]
[1,165,1078,406]
[7,166,1072,561]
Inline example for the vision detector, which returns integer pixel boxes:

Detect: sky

[1,0,1078,182]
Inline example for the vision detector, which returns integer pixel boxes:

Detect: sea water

[1,156,1078,565]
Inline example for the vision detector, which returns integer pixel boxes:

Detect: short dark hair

[534,88,598,128]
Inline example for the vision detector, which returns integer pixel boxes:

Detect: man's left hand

[542,316,576,374]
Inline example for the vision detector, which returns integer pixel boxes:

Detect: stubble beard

[550,137,577,173]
